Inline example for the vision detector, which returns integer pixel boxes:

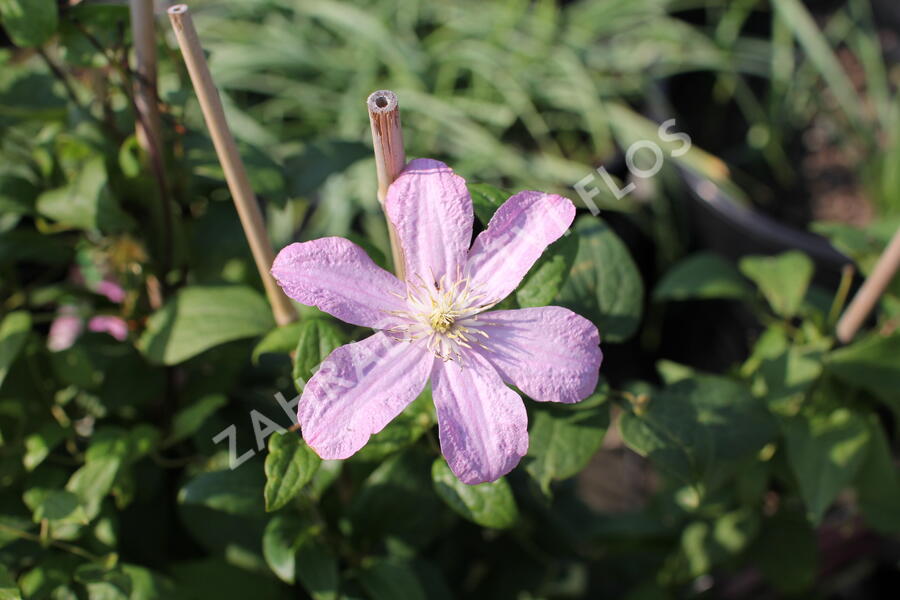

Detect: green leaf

[121,565,176,600]
[264,432,320,512]
[0,310,30,389]
[0,0,58,47]
[74,565,131,600]
[0,175,38,216]
[170,558,286,600]
[826,332,900,407]
[748,510,817,594]
[782,406,871,523]
[0,564,22,600]
[296,540,339,600]
[262,514,311,584]
[468,183,507,226]
[350,450,443,547]
[356,389,433,462]
[178,467,266,517]
[743,326,826,414]
[619,376,776,490]
[167,394,227,444]
[31,490,88,524]
[557,216,644,342]
[854,414,900,534]
[739,251,813,318]
[23,421,66,471]
[431,458,518,529]
[525,392,609,493]
[292,319,345,389]
[138,285,275,365]
[252,322,303,363]
[66,456,121,519]
[666,509,759,582]
[358,559,426,600]
[36,158,133,232]
[654,252,752,301]
[516,233,579,308]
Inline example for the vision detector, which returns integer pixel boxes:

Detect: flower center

[429,308,454,333]
[386,274,493,361]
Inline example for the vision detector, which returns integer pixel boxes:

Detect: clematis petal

[474,307,601,403]
[299,332,433,459]
[385,159,473,286]
[466,191,575,304]
[432,352,528,484]
[271,237,407,329]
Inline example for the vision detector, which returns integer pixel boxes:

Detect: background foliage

[0,0,898,598]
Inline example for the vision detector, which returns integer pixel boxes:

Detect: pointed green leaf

[517,233,579,308]
[262,514,312,584]
[620,376,775,488]
[654,252,752,301]
[739,251,813,318]
[468,183,507,226]
[36,158,133,232]
[525,392,608,493]
[296,539,339,600]
[66,456,121,519]
[252,321,304,364]
[431,459,518,529]
[168,394,227,444]
[557,216,643,342]
[178,467,266,517]
[0,0,58,47]
[0,564,22,600]
[359,559,426,600]
[292,319,345,389]
[138,286,275,365]
[30,490,88,525]
[826,332,900,407]
[0,310,30,389]
[782,406,870,523]
[264,432,320,512]
[854,415,900,534]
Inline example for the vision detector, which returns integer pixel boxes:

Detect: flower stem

[367,90,407,280]
[167,4,297,326]
[836,227,900,343]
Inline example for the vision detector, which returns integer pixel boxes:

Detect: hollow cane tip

[367,90,398,114]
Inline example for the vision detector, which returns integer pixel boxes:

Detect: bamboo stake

[367,90,407,280]
[129,0,162,160]
[167,4,297,326]
[836,227,900,343]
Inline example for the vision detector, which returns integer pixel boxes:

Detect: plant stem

[167,4,297,326]
[129,0,163,163]
[836,228,900,343]
[828,263,855,326]
[367,90,407,280]
[0,522,103,563]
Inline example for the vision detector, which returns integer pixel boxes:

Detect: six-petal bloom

[271,159,603,484]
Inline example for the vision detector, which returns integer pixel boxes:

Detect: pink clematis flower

[272,159,602,484]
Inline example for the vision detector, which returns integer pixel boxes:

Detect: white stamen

[385,273,493,362]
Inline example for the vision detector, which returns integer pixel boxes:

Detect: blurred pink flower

[48,311,128,351]
[96,279,126,304]
[272,159,602,484]
[48,308,83,352]
[88,316,129,341]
